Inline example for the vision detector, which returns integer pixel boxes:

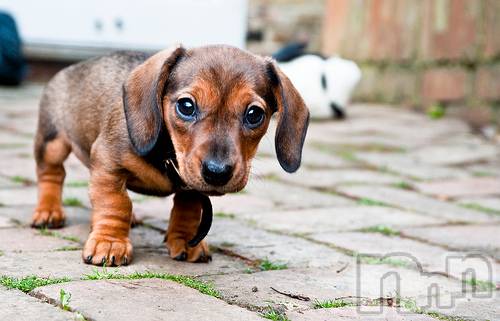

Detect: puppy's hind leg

[32,128,71,228]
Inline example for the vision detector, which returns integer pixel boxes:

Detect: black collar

[164,158,189,191]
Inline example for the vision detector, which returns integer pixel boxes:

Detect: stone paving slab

[0,249,247,279]
[288,306,438,321]
[232,206,445,234]
[202,263,463,311]
[415,177,500,199]
[410,144,499,167]
[0,228,79,252]
[244,180,354,209]
[401,225,500,260]
[425,293,500,321]
[355,152,472,180]
[275,168,403,189]
[456,197,500,211]
[338,186,498,222]
[0,205,91,227]
[209,219,351,268]
[309,231,500,282]
[33,278,263,321]
[0,287,75,321]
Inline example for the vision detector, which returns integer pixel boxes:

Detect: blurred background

[0,0,499,129]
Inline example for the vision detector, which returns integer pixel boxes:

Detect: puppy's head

[123,45,309,194]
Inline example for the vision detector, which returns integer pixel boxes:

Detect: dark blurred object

[0,11,26,86]
[272,42,308,62]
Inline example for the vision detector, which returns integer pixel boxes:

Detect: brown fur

[33,45,309,266]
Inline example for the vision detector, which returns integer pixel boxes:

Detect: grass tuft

[463,277,496,291]
[62,197,84,207]
[39,228,80,243]
[258,259,288,271]
[392,181,413,190]
[65,180,88,188]
[358,255,409,268]
[54,246,81,252]
[360,225,400,236]
[357,198,389,207]
[82,268,221,298]
[10,175,33,185]
[0,275,71,293]
[461,203,500,216]
[214,212,236,219]
[313,299,353,309]
[260,307,289,321]
[427,103,445,119]
[59,288,72,311]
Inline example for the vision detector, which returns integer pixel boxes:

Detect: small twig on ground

[270,287,311,301]
[336,263,349,273]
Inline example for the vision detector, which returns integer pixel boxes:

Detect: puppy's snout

[201,159,234,186]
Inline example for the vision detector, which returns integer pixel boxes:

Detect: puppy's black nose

[201,159,233,186]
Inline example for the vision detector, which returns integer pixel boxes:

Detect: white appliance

[0,0,248,60]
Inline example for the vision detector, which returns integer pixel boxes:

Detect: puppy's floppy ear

[266,58,310,173]
[123,45,185,156]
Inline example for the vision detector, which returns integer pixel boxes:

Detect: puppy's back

[38,52,148,160]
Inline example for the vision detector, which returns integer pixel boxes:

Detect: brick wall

[321,0,500,116]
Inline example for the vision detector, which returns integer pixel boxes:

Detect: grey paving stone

[338,186,497,223]
[425,293,500,321]
[410,144,499,166]
[288,306,438,321]
[202,263,462,311]
[466,162,500,177]
[0,287,75,321]
[0,249,247,279]
[211,193,276,215]
[309,232,500,282]
[356,152,471,180]
[234,206,445,234]
[0,228,78,252]
[0,205,90,227]
[244,180,354,209]
[33,279,263,321]
[275,168,403,189]
[415,177,500,199]
[209,219,350,268]
[0,215,16,228]
[457,197,500,211]
[401,225,500,260]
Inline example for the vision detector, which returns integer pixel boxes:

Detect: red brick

[421,68,468,102]
[483,0,500,58]
[322,0,421,61]
[420,0,480,60]
[476,64,500,101]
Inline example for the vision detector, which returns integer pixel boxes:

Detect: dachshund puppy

[32,45,309,266]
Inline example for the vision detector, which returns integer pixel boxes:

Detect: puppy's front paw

[31,205,65,228]
[166,237,211,263]
[82,232,133,266]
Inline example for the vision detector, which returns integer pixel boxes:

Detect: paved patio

[0,84,499,321]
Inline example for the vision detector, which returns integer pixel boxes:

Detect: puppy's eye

[176,98,196,121]
[244,105,265,128]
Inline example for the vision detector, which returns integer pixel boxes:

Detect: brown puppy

[33,45,309,266]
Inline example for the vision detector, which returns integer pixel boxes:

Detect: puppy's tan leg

[166,191,211,263]
[32,137,71,228]
[82,167,133,266]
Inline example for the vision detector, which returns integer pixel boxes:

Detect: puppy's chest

[124,160,174,197]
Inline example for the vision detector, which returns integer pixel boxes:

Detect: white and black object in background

[273,42,361,120]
